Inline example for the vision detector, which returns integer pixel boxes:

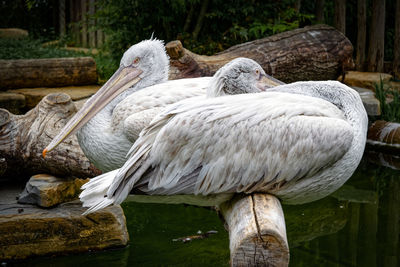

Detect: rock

[339,71,393,90]
[18,174,89,207]
[0,185,129,261]
[390,81,400,91]
[0,28,28,39]
[7,85,100,110]
[351,86,381,116]
[367,120,400,153]
[0,92,25,114]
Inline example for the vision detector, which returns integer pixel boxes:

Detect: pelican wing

[111,77,210,142]
[108,91,353,203]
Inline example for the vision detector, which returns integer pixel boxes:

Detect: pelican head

[207,57,284,97]
[43,39,169,157]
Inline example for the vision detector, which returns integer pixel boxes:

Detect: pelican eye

[133,57,140,65]
[255,69,260,75]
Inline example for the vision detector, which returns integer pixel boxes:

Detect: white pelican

[43,39,169,170]
[44,55,282,172]
[80,81,368,213]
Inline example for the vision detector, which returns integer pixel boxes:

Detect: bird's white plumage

[78,58,270,172]
[112,77,211,141]
[80,80,368,213]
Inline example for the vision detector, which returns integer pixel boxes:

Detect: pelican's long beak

[42,65,143,158]
[256,74,285,91]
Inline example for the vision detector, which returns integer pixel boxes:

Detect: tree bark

[220,194,289,267]
[315,0,325,23]
[0,57,98,90]
[192,0,209,40]
[367,0,386,72]
[183,3,195,33]
[0,93,101,181]
[334,0,346,35]
[356,0,367,70]
[394,0,400,78]
[167,25,354,83]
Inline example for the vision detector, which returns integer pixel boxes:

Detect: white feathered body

[80,81,368,212]
[77,77,211,172]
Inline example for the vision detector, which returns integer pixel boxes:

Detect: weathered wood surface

[220,194,289,267]
[0,93,101,180]
[167,25,354,83]
[0,57,98,90]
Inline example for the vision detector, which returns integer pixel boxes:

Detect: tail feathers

[82,197,115,215]
[80,169,119,215]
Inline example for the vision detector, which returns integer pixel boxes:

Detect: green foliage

[0,38,87,59]
[375,78,400,122]
[94,0,314,60]
[0,0,57,40]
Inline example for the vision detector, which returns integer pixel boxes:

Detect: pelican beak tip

[42,148,48,158]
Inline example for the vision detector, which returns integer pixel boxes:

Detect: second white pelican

[80,80,368,213]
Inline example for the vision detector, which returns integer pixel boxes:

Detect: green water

[13,154,400,266]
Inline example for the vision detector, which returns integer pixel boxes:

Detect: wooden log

[167,25,354,83]
[0,57,98,90]
[0,93,101,181]
[220,194,289,267]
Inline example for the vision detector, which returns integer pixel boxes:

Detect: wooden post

[334,0,346,34]
[220,194,289,267]
[367,0,385,72]
[69,0,81,45]
[59,0,66,37]
[89,0,96,48]
[356,0,366,70]
[315,0,325,23]
[81,0,88,47]
[74,0,82,46]
[96,2,104,48]
[394,0,400,78]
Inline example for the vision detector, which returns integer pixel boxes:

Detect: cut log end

[220,194,289,267]
[44,93,72,105]
[166,40,185,60]
[0,109,10,127]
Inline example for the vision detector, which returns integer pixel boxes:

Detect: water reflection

[14,156,400,267]
[289,159,400,267]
